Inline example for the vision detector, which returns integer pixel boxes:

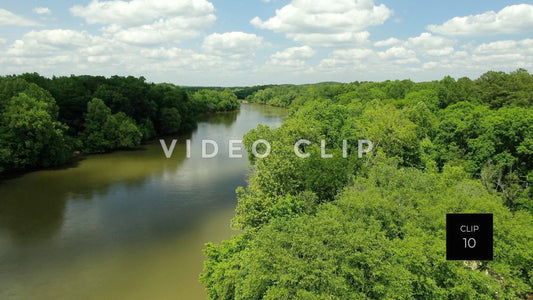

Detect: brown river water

[0,103,286,299]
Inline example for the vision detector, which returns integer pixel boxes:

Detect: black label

[446,213,493,260]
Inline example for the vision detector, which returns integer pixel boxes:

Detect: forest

[201,69,533,299]
[0,73,239,174]
[1,69,532,298]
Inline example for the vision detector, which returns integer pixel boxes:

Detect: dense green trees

[0,74,240,173]
[476,69,533,108]
[2,70,532,297]
[242,69,533,213]
[203,164,533,299]
[190,88,240,112]
[233,85,274,99]
[203,69,533,299]
[0,79,72,172]
[0,93,71,171]
[81,99,142,153]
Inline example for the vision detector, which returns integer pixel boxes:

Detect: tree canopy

[0,74,240,173]
[202,69,533,299]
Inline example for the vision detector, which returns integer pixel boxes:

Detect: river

[0,103,286,299]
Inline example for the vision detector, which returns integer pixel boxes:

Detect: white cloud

[139,47,225,70]
[318,46,419,74]
[428,4,533,36]
[406,33,453,49]
[374,37,400,47]
[379,46,418,63]
[323,48,374,63]
[70,0,216,45]
[0,27,256,83]
[405,32,455,56]
[202,32,264,57]
[422,61,439,69]
[317,35,533,81]
[292,31,371,48]
[271,46,315,60]
[267,45,315,68]
[0,8,42,26]
[34,7,51,15]
[1,1,532,86]
[373,33,455,57]
[6,30,106,58]
[70,0,215,26]
[471,39,533,55]
[251,0,392,47]
[113,16,215,45]
[413,38,533,78]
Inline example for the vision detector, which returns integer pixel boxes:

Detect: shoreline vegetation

[0,73,242,177]
[201,69,533,299]
[1,70,532,298]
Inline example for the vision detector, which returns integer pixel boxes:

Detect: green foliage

[138,118,156,141]
[81,99,142,153]
[93,84,131,114]
[358,101,421,167]
[159,107,182,135]
[0,87,72,171]
[403,89,440,111]
[203,165,533,299]
[190,88,240,112]
[1,73,239,173]
[232,85,274,99]
[246,85,300,107]
[242,69,533,212]
[152,83,196,132]
[476,69,533,108]
[433,103,533,210]
[82,98,112,153]
[114,112,143,148]
[204,69,533,299]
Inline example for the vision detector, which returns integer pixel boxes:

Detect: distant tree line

[0,73,240,173]
[183,85,275,100]
[232,85,276,100]
[202,69,533,299]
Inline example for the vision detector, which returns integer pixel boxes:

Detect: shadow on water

[0,132,192,244]
[0,107,248,247]
[0,194,66,243]
[0,158,83,182]
[0,108,248,246]
[197,109,240,128]
[0,104,286,300]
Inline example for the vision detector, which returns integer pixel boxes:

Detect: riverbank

[0,106,247,182]
[0,103,287,299]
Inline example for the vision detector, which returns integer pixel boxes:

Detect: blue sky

[0,0,532,86]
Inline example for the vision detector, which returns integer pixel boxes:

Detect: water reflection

[0,195,65,243]
[0,133,190,243]
[0,103,286,299]
[199,109,239,127]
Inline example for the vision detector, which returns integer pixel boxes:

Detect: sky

[0,0,532,86]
